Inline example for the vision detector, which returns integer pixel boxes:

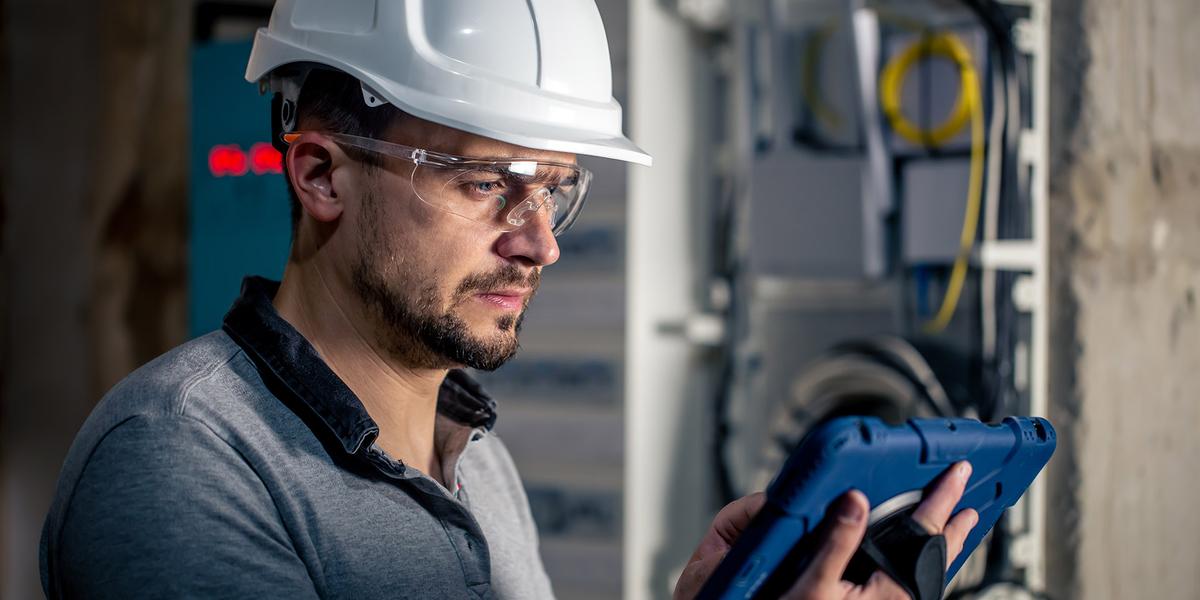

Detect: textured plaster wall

[1048,0,1200,598]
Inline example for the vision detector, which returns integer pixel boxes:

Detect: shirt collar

[221,276,498,457]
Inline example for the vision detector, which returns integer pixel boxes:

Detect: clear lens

[410,160,590,235]
[292,132,593,236]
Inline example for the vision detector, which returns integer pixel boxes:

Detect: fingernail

[837,492,865,524]
[970,510,980,527]
[958,462,973,480]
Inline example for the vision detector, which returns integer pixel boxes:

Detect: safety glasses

[282,131,593,236]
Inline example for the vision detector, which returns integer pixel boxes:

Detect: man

[41,1,976,598]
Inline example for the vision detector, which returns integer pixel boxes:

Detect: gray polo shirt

[40,277,555,599]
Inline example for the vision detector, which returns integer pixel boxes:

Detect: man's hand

[674,462,979,600]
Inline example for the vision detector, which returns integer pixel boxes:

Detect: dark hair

[279,68,403,232]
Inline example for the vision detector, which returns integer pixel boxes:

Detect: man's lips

[472,289,531,310]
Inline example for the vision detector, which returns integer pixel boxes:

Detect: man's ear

[286,132,345,223]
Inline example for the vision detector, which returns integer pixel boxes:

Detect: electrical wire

[980,51,1006,364]
[834,336,961,418]
[877,32,986,333]
[878,33,976,148]
[978,16,1013,421]
[946,6,1056,599]
[960,0,1023,389]
[959,0,1023,421]
[961,0,1022,229]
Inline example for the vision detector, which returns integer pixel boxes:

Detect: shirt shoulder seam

[173,345,247,417]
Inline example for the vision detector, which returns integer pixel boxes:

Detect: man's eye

[552,176,578,193]
[471,181,504,194]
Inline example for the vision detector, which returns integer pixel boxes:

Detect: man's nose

[495,201,560,267]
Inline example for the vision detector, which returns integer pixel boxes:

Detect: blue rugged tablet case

[697,416,1056,599]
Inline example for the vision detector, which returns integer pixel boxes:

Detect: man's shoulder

[97,330,260,420]
[39,332,306,597]
[112,330,242,396]
[43,330,292,544]
[71,330,285,459]
[112,326,276,410]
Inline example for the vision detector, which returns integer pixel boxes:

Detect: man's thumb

[787,491,870,596]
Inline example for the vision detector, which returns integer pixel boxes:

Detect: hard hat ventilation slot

[280,100,296,131]
[361,82,388,108]
[265,66,313,134]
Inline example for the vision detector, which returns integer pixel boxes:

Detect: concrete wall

[1047,0,1200,598]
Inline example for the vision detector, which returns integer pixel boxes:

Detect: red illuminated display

[250,142,283,175]
[208,143,283,177]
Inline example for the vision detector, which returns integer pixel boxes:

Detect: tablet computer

[697,416,1056,599]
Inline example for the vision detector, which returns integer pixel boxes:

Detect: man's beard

[350,188,539,371]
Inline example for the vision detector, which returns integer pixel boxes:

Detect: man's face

[339,118,567,371]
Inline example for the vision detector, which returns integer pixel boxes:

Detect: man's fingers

[940,507,980,566]
[711,492,767,545]
[788,490,869,595]
[779,464,975,600]
[676,493,767,600]
[910,461,972,534]
[686,492,768,566]
[672,551,728,600]
[859,570,917,600]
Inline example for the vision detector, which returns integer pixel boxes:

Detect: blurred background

[2,0,1198,599]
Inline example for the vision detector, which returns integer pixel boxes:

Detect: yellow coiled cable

[878,32,984,334]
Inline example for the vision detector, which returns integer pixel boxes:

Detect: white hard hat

[245,0,652,166]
